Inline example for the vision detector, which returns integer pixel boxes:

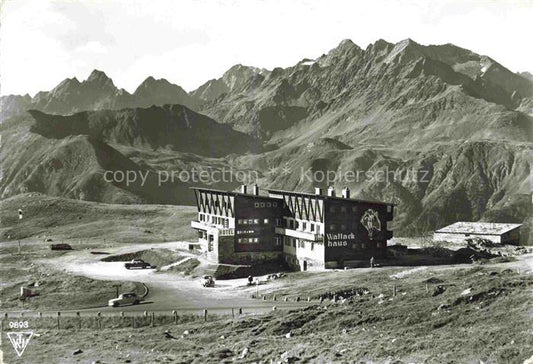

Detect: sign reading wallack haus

[326,233,356,247]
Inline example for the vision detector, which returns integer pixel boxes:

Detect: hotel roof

[267,189,395,206]
[191,187,394,206]
[435,222,522,235]
[191,187,281,200]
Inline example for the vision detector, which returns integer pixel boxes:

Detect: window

[292,240,296,247]
[238,238,243,243]
[341,206,346,212]
[310,224,315,232]
[264,218,269,224]
[330,224,336,231]
[289,220,294,229]
[341,224,346,230]
[254,238,259,243]
[302,222,307,230]
[253,219,259,224]
[260,202,266,208]
[273,202,278,207]
[255,202,260,208]
[330,206,336,212]
[248,219,254,224]
[311,243,314,251]
[266,202,271,207]
[352,206,357,212]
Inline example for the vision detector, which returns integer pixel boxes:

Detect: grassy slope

[0,250,144,311]
[0,192,197,243]
[3,265,531,363]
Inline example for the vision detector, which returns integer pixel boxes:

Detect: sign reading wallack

[326,233,356,247]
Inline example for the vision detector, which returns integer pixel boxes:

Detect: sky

[1,0,532,96]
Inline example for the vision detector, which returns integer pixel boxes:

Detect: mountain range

[0,70,199,121]
[0,38,531,242]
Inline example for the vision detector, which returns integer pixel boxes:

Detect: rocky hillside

[1,38,531,241]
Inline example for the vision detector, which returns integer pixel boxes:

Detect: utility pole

[113,284,121,298]
[18,209,23,255]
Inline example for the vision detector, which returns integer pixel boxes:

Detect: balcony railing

[218,228,235,236]
[191,221,234,236]
[275,227,323,241]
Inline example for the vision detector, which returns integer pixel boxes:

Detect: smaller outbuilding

[434,222,522,245]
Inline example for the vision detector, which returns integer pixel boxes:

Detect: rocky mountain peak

[134,76,180,95]
[337,38,357,49]
[519,71,533,82]
[87,69,111,82]
[383,38,425,63]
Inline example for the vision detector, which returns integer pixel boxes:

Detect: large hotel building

[190,185,394,270]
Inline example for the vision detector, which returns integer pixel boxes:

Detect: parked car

[50,243,73,251]
[124,259,155,269]
[201,275,215,287]
[108,292,141,307]
[267,272,286,280]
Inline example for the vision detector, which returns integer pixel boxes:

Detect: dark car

[108,292,142,307]
[124,259,155,270]
[201,275,215,287]
[50,243,73,251]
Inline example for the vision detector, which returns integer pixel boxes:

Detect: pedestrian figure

[370,256,375,268]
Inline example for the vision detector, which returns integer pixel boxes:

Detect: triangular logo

[7,331,34,357]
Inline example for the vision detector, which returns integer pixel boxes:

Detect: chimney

[327,186,335,197]
[314,187,322,195]
[240,184,247,194]
[252,184,259,195]
[342,187,350,199]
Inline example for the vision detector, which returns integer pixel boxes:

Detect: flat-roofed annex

[435,222,522,236]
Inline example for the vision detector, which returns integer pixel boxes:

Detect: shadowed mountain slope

[28,104,260,157]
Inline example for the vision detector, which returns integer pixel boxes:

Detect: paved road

[2,242,315,317]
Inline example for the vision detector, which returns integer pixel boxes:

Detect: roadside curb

[140,282,149,298]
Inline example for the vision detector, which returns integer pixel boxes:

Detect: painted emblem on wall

[361,209,381,239]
